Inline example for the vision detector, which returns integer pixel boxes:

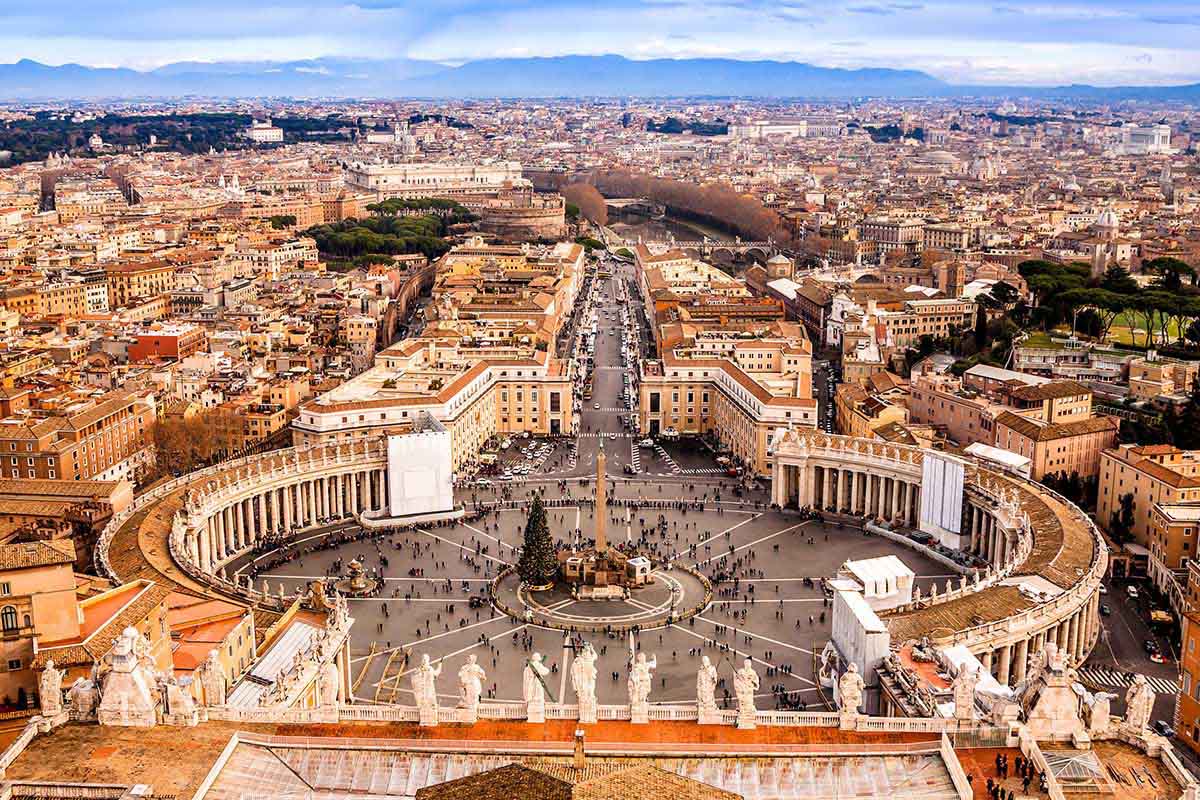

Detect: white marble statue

[412,654,442,726]
[39,660,64,717]
[457,655,486,721]
[319,659,340,708]
[1087,690,1116,736]
[163,677,198,725]
[838,663,865,715]
[696,655,719,721]
[200,650,226,706]
[571,643,598,724]
[66,678,97,720]
[628,652,656,723]
[523,652,551,723]
[1123,674,1155,732]
[734,659,760,729]
[952,666,979,720]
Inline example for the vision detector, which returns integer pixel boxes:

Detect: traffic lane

[1087,585,1179,681]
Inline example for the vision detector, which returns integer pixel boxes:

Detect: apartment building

[0,390,154,482]
[877,298,976,349]
[430,238,584,353]
[639,331,817,476]
[860,216,925,255]
[0,540,79,706]
[834,383,908,440]
[1128,353,1199,404]
[104,260,177,308]
[1176,561,1200,751]
[293,340,573,472]
[127,324,207,363]
[1099,443,1200,563]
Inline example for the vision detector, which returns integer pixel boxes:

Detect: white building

[1120,123,1172,156]
[344,160,525,197]
[243,119,284,144]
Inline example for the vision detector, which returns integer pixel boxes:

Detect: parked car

[1153,720,1175,737]
[1100,604,1111,616]
[1127,585,1140,600]
[1143,638,1160,656]
[639,438,655,448]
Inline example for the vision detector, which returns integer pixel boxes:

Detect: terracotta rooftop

[3,719,943,798]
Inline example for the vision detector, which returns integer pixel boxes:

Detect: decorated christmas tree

[517,494,557,587]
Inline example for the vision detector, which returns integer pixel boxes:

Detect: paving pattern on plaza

[253,487,957,709]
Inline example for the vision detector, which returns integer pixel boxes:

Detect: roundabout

[494,563,711,632]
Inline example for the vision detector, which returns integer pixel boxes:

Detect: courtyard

[244,484,955,711]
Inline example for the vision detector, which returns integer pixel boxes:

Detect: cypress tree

[517,495,557,587]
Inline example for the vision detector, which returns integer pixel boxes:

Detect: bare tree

[561,183,608,226]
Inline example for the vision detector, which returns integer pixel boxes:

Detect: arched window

[1,606,17,632]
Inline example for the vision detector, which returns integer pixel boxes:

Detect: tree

[1099,265,1140,295]
[1144,257,1196,292]
[1108,492,1136,547]
[974,303,989,350]
[560,183,608,226]
[516,495,557,587]
[1166,379,1200,450]
[1059,287,1126,342]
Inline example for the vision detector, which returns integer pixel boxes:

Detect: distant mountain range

[1,55,1199,102]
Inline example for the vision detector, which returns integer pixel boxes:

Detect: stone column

[850,470,860,515]
[981,649,993,674]
[223,506,234,556]
[997,643,1011,686]
[271,488,281,535]
[258,496,269,541]
[1014,637,1029,684]
[823,467,832,510]
[892,479,903,523]
[1068,612,1080,663]
[199,524,211,572]
[1057,621,1068,652]
[283,484,295,534]
[237,499,247,547]
[306,481,316,525]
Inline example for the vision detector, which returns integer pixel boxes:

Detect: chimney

[573,729,586,769]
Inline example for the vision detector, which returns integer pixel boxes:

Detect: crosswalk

[1077,667,1178,695]
[682,467,725,475]
[654,443,683,474]
[578,432,631,439]
[629,442,643,474]
[589,407,628,413]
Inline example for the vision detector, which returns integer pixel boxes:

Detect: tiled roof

[0,540,75,570]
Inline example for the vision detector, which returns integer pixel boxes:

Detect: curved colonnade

[772,430,1107,690]
[97,432,1106,696]
[97,442,393,612]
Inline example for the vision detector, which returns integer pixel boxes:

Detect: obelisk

[595,441,607,552]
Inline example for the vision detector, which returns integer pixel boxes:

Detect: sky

[2,0,1200,86]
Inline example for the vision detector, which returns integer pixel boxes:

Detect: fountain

[333,558,379,597]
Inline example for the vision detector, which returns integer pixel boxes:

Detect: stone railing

[205,700,910,732]
[0,712,68,780]
[6,783,132,799]
[940,733,974,800]
[1018,728,1066,800]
